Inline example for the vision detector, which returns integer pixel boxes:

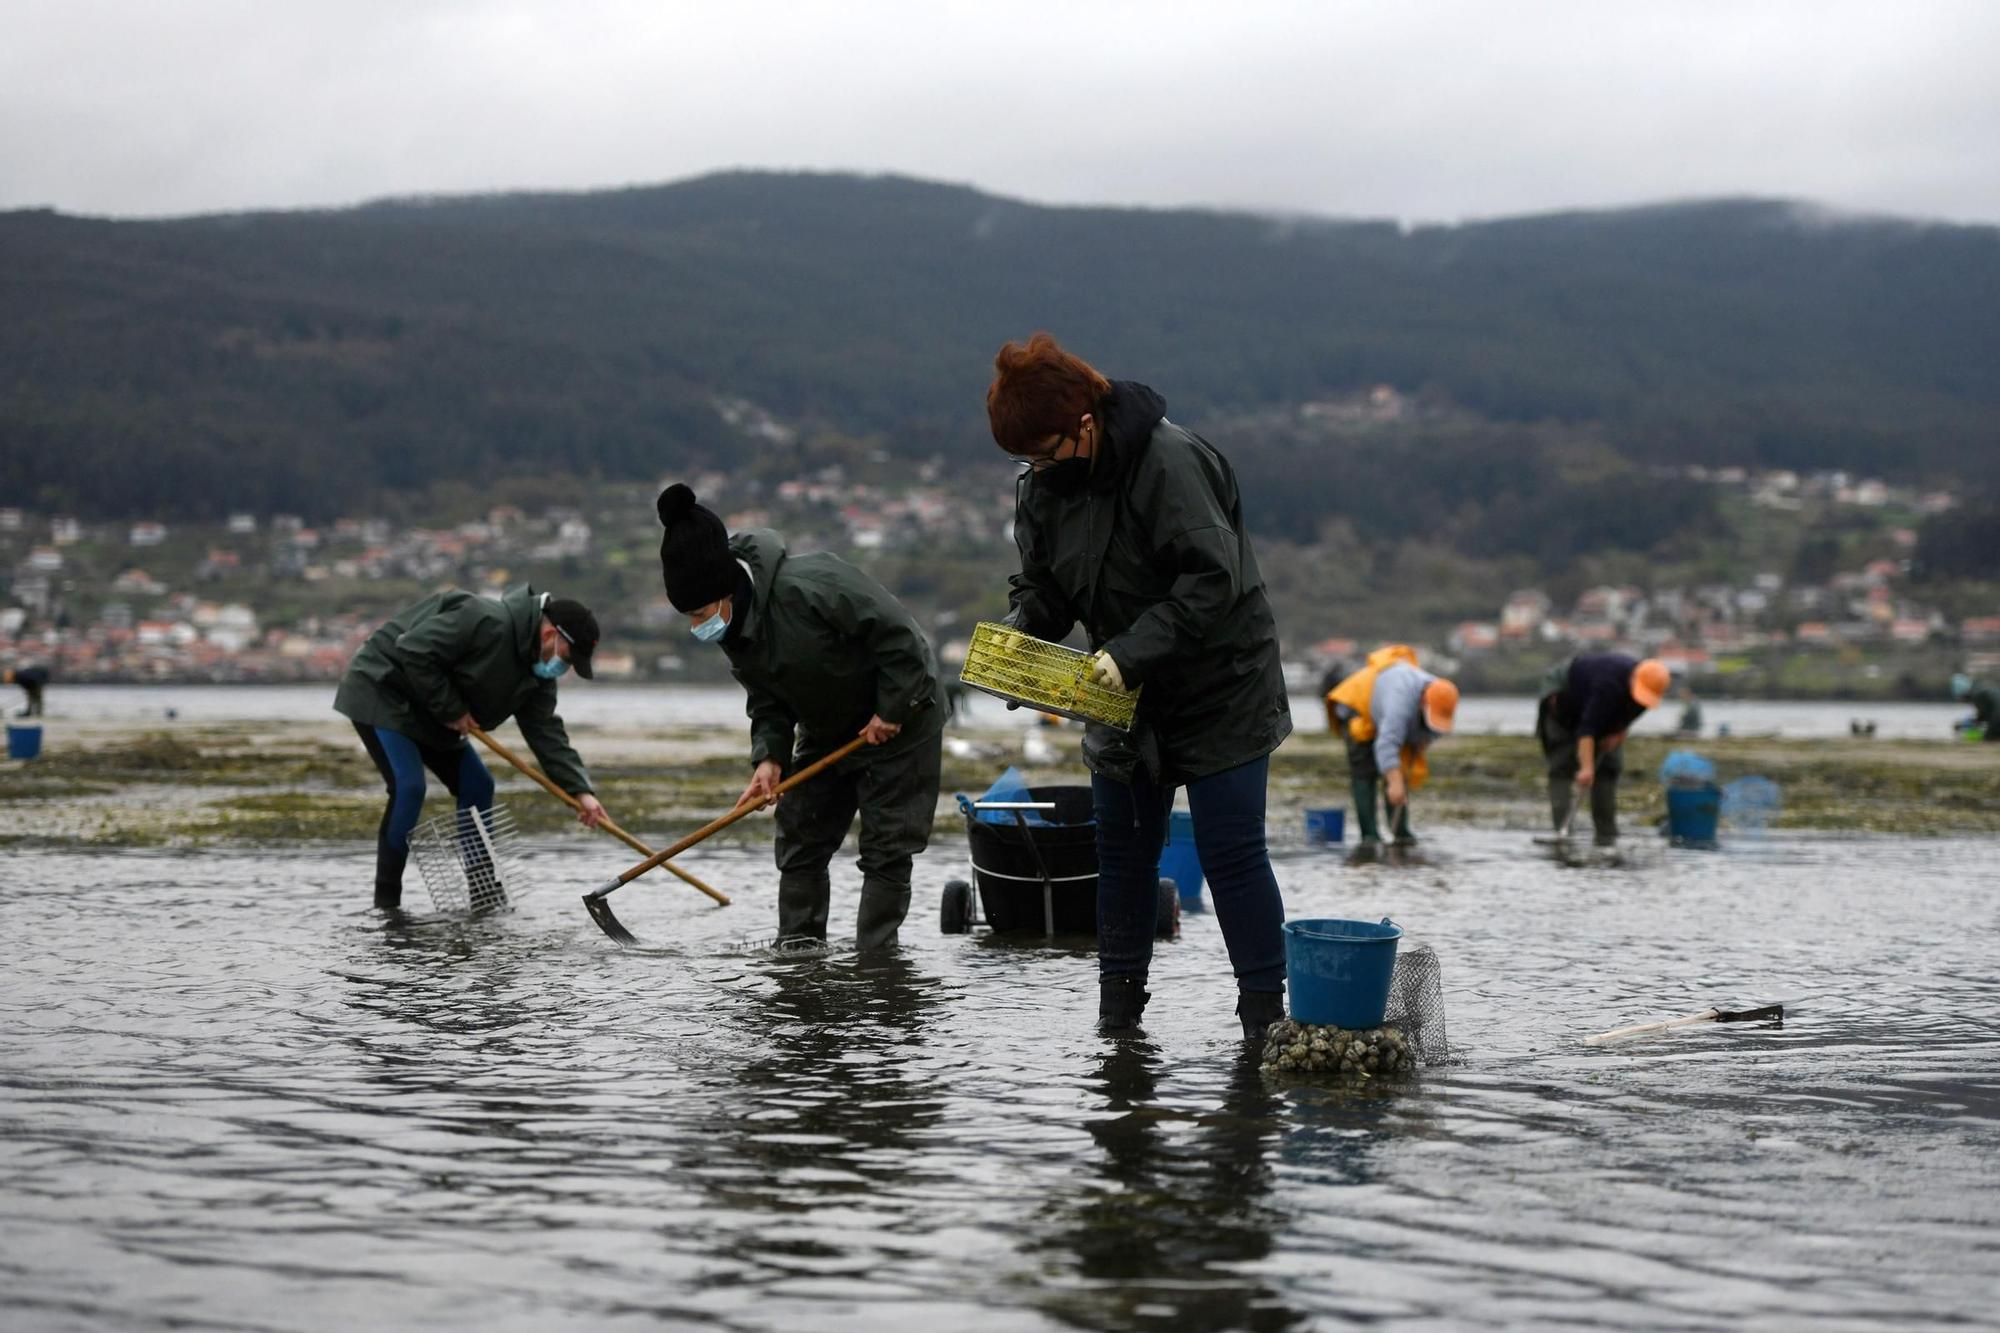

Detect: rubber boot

[1547,777,1573,832]
[854,877,912,952]
[374,843,408,911]
[1350,777,1382,845]
[1390,802,1416,847]
[776,870,831,945]
[1098,975,1150,1032]
[1236,988,1284,1041]
[1590,775,1619,847]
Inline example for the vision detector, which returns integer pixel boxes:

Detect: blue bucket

[1304,807,1345,845]
[1284,916,1402,1028]
[1159,809,1204,908]
[6,723,42,761]
[1666,784,1721,846]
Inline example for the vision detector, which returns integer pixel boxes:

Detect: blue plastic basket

[1666,784,1721,846]
[1284,916,1402,1028]
[1304,807,1346,844]
[6,723,42,761]
[1159,809,1204,909]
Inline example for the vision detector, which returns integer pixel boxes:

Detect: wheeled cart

[939,784,1178,940]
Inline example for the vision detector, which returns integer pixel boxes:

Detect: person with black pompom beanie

[657,483,944,951]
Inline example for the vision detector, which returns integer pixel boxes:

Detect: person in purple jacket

[1535,653,1669,846]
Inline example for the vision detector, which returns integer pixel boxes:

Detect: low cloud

[2,0,1996,223]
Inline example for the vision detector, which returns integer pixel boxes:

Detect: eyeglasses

[1017,424,1087,472]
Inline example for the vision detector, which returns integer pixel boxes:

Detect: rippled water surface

[4,830,1997,1330]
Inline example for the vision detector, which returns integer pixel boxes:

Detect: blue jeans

[354,723,495,904]
[1093,755,1286,992]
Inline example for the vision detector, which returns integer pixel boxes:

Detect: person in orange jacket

[1327,646,1459,848]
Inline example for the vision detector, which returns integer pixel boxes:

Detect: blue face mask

[532,655,569,680]
[690,613,728,644]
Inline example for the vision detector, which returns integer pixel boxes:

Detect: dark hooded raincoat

[333,584,593,794]
[1006,381,1291,785]
[721,529,943,770]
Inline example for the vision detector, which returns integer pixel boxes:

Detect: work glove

[1089,650,1126,693]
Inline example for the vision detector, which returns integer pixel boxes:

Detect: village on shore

[3,460,1991,696]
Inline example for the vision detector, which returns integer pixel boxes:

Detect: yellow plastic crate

[959,622,1140,731]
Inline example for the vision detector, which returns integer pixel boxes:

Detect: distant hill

[4,172,1997,518]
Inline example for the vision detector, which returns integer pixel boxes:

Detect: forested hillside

[4,171,1996,526]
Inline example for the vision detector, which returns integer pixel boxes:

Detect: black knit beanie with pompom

[656,484,737,612]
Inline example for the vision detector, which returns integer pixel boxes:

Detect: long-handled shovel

[582,734,869,945]
[469,725,730,907]
[1583,1003,1786,1046]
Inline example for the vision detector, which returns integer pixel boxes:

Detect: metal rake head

[583,888,640,944]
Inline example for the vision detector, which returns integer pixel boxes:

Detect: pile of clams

[1260,1019,1413,1079]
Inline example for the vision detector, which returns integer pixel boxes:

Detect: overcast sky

[4,0,1996,225]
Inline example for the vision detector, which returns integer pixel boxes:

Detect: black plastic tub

[967,785,1100,934]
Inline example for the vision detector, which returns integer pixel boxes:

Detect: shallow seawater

[2,828,1996,1331]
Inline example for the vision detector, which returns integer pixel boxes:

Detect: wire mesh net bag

[1384,944,1451,1066]
[408,802,525,915]
[1260,943,1452,1077]
[1721,776,1782,834]
[958,622,1140,730]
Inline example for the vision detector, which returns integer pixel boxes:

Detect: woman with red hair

[986,333,1292,1039]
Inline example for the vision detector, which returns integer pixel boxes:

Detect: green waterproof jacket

[332,584,593,794]
[1972,683,2000,733]
[722,529,943,771]
[1007,380,1292,785]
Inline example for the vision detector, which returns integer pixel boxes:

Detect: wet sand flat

[4,716,1994,849]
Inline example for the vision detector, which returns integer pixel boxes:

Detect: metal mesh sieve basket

[1383,944,1451,1066]
[1721,776,1782,834]
[958,621,1141,730]
[408,802,525,916]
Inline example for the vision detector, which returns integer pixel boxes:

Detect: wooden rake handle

[588,735,870,899]
[1583,1008,1719,1045]
[1583,1003,1785,1046]
[469,725,730,906]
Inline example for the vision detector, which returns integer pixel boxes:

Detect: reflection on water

[1026,1040,1305,1331]
[2,833,1996,1330]
[686,955,954,1311]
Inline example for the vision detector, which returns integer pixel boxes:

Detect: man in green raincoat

[334,585,609,909]
[655,484,944,951]
[1953,673,2000,741]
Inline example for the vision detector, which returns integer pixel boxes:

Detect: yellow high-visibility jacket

[1326,644,1430,788]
